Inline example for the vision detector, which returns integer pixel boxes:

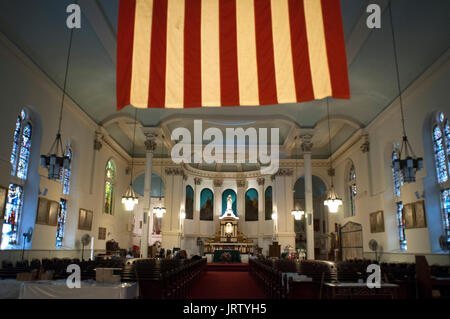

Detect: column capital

[360,133,370,153]
[93,131,103,151]
[257,177,265,186]
[194,177,202,185]
[144,138,157,152]
[237,180,247,188]
[300,134,313,153]
[213,179,223,188]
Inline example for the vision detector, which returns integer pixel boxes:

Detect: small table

[19,279,139,299]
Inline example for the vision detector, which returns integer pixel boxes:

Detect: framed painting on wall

[403,204,415,229]
[414,201,427,228]
[0,186,7,219]
[78,209,93,231]
[370,211,385,233]
[36,197,49,225]
[98,227,106,240]
[47,201,59,226]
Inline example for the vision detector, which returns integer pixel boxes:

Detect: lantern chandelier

[323,98,343,213]
[121,109,139,211]
[291,149,305,220]
[40,27,74,179]
[388,3,423,182]
[153,155,166,219]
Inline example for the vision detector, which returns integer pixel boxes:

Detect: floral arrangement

[220,252,232,262]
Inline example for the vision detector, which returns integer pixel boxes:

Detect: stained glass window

[56,199,67,248]
[1,184,24,249]
[104,160,116,215]
[61,148,72,195]
[392,150,404,198]
[347,163,357,217]
[396,202,407,251]
[433,125,448,183]
[10,110,32,180]
[441,189,450,243]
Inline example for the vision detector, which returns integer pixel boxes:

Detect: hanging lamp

[389,3,423,183]
[291,149,305,220]
[121,109,139,211]
[153,157,166,219]
[40,27,73,179]
[323,98,343,213]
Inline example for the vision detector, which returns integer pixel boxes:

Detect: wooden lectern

[268,241,281,258]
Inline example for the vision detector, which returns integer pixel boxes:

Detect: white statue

[227,195,233,211]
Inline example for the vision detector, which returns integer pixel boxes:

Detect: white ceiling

[0,0,449,159]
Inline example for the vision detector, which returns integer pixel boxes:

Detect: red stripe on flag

[116,0,136,110]
[148,0,169,107]
[219,0,240,106]
[288,0,315,102]
[254,0,278,105]
[184,0,202,108]
[321,0,350,99]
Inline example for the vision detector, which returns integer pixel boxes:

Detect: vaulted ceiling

[0,0,449,159]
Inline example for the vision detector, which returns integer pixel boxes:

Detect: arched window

[392,149,404,198]
[104,159,116,215]
[56,199,67,248]
[61,148,72,195]
[265,186,273,220]
[433,123,448,183]
[200,189,213,221]
[2,109,33,249]
[185,185,194,220]
[245,188,258,221]
[346,162,357,217]
[1,184,24,249]
[433,112,450,244]
[11,109,32,180]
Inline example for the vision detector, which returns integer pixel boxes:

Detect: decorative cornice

[165,167,184,176]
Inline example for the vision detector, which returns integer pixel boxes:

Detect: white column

[237,180,246,232]
[302,135,314,260]
[213,179,223,230]
[142,135,156,258]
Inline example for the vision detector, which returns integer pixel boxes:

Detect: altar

[203,194,254,263]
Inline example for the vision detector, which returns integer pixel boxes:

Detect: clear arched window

[104,159,116,215]
[347,163,357,217]
[61,148,72,195]
[11,110,32,180]
[392,149,404,198]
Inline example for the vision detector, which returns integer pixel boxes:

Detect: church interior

[0,0,449,301]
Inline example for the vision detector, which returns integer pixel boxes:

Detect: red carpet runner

[189,264,266,299]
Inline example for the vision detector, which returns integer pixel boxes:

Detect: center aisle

[188,265,266,299]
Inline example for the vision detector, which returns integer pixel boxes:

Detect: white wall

[0,33,132,254]
[330,50,450,260]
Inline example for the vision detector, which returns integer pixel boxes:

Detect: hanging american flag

[117,0,350,109]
